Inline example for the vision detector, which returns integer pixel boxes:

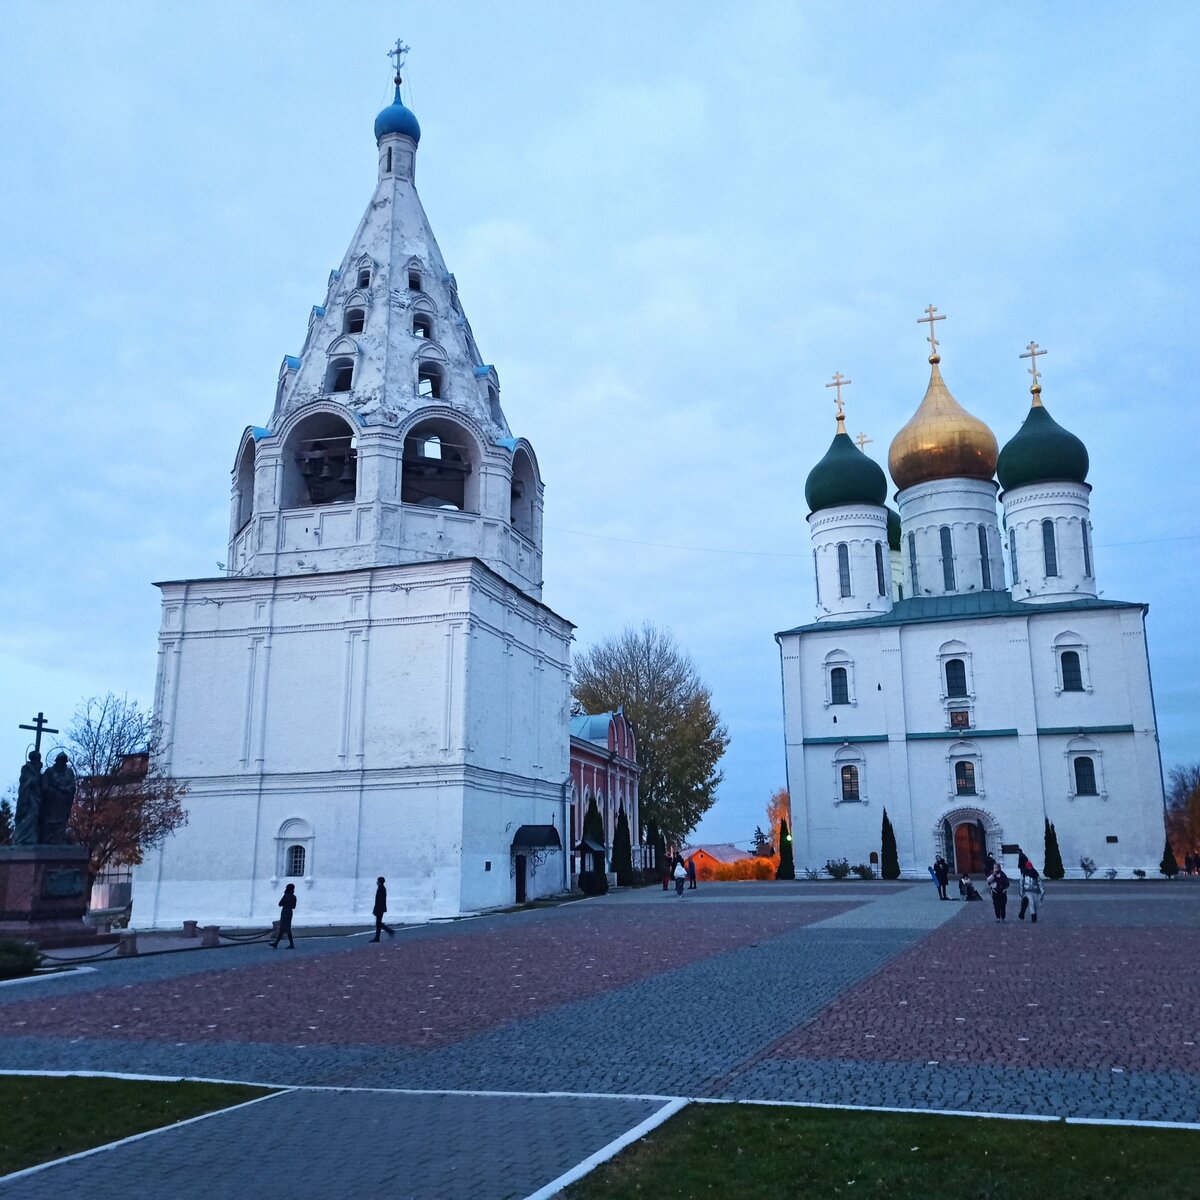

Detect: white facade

[133,64,574,928]
[781,354,1166,880]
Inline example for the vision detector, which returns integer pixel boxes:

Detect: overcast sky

[2,2,1198,845]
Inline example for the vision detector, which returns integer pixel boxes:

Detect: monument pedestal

[0,845,115,948]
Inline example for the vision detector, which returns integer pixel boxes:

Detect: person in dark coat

[686,857,697,890]
[986,862,1009,922]
[371,876,395,941]
[933,856,950,900]
[271,883,297,948]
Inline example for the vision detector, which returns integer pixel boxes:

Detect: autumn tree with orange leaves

[65,695,188,888]
[764,788,791,869]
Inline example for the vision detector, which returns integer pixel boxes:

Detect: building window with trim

[326,357,354,393]
[940,526,956,590]
[1060,650,1084,692]
[344,308,366,335]
[908,532,920,593]
[1009,527,1019,584]
[945,658,968,698]
[1042,519,1058,577]
[954,761,977,795]
[1073,756,1098,796]
[357,267,372,288]
[840,765,860,802]
[418,362,443,399]
[286,844,306,877]
[978,525,992,590]
[1082,522,1093,578]
[830,667,849,705]
[408,268,422,291]
[413,313,433,339]
[875,541,887,597]
[837,543,852,598]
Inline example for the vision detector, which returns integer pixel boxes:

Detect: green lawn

[565,1104,1198,1199]
[0,1075,274,1177]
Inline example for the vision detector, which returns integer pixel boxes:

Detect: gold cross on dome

[826,372,851,422]
[855,432,873,450]
[918,304,946,358]
[1019,340,1047,390]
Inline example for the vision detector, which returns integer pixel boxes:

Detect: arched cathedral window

[875,542,887,597]
[1042,519,1058,577]
[1074,757,1097,796]
[978,525,992,590]
[945,658,968,698]
[837,544,851,598]
[940,526,956,590]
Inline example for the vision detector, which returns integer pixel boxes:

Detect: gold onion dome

[888,352,998,492]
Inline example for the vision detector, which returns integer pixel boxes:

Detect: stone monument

[0,712,111,948]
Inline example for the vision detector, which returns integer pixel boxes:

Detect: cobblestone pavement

[2,881,1198,1196]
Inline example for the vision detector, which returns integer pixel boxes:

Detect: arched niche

[281,410,358,510]
[233,436,256,532]
[510,445,537,539]
[401,415,481,513]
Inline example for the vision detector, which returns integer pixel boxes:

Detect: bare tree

[1167,763,1200,854]
[65,694,188,885]
[573,622,729,846]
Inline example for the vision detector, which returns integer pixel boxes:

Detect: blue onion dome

[375,85,421,144]
[805,429,888,513]
[997,395,1089,491]
[886,506,901,551]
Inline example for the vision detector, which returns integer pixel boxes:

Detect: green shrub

[1133,868,1147,879]
[803,868,821,881]
[880,810,901,880]
[0,939,41,981]
[1043,819,1065,880]
[1160,838,1179,878]
[578,869,609,896]
[850,863,877,880]
[824,858,851,881]
[776,819,796,880]
[1104,868,1119,880]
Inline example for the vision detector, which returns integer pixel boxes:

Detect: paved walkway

[2,880,1198,1197]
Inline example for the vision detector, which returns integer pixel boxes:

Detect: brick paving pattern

[2,881,1199,1195]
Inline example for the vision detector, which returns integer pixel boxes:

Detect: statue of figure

[13,751,43,845]
[38,753,78,844]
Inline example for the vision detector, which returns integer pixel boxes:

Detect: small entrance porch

[936,808,1001,878]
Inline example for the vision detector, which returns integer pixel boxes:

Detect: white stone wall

[133,559,573,928]
[779,604,1164,879]
[1002,481,1096,603]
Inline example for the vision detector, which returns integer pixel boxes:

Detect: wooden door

[954,823,984,874]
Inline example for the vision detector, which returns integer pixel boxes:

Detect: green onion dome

[805,428,888,513]
[886,506,901,551]
[997,397,1089,491]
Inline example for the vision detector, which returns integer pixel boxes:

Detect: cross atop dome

[1020,340,1047,405]
[918,304,945,364]
[387,38,410,83]
[826,372,851,432]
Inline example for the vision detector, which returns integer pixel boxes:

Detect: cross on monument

[1019,340,1047,391]
[826,372,852,422]
[918,304,946,358]
[387,38,409,79]
[18,711,58,755]
[855,432,873,450]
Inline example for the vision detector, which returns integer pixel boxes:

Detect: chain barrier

[38,943,122,964]
[217,928,274,944]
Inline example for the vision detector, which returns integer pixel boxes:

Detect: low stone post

[182,920,198,938]
[117,931,138,957]
[200,925,220,947]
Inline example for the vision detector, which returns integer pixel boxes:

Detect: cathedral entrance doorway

[953,822,986,875]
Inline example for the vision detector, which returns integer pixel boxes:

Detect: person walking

[1018,863,1046,922]
[673,857,687,896]
[986,861,1010,922]
[686,856,698,890]
[371,876,395,941]
[271,883,297,948]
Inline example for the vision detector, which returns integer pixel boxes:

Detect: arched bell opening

[401,417,480,513]
[510,446,537,540]
[281,411,358,509]
[233,439,256,532]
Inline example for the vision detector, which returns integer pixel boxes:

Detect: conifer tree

[1043,818,1065,880]
[0,796,13,845]
[776,818,796,880]
[611,806,636,885]
[1160,836,1179,878]
[880,809,900,879]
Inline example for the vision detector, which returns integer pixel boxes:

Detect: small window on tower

[1042,519,1059,577]
[837,543,852,598]
[418,363,443,399]
[385,146,393,174]
[344,308,366,335]
[413,313,433,339]
[978,524,992,590]
[326,357,354,394]
[940,526,956,591]
[357,267,372,288]
[409,269,422,291]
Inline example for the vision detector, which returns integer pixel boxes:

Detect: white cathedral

[777,318,1166,879]
[132,52,576,928]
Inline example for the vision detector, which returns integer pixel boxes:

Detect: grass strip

[0,1075,275,1177]
[565,1103,1199,1198]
